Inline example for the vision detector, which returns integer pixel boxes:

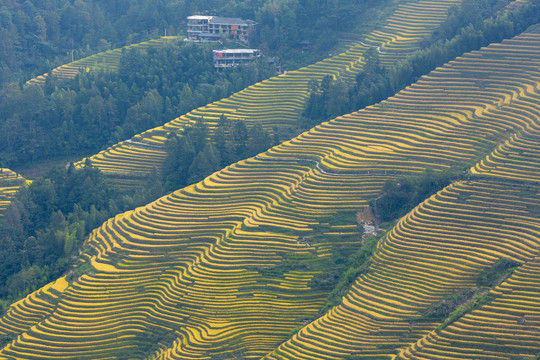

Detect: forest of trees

[0,164,114,303]
[373,169,456,222]
[0,41,275,167]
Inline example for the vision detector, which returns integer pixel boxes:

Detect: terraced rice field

[266,181,540,359]
[398,255,540,359]
[0,277,69,338]
[362,0,458,53]
[470,32,540,183]
[26,36,180,86]
[1,26,539,359]
[0,169,25,219]
[75,0,462,184]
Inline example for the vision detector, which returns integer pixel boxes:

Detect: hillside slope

[74,0,462,186]
[266,180,540,359]
[26,37,180,87]
[398,253,540,359]
[266,25,540,359]
[0,25,539,359]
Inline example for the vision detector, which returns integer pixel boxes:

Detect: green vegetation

[319,233,381,314]
[0,41,274,168]
[422,288,478,320]
[162,116,274,191]
[477,258,521,288]
[301,75,351,129]
[437,291,497,330]
[0,163,156,304]
[374,169,456,222]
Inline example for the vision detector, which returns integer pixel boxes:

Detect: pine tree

[247,123,272,156]
[187,143,221,184]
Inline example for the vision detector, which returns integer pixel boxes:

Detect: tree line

[162,115,275,192]
[0,41,275,168]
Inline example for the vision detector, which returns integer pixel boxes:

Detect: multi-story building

[213,49,261,69]
[187,15,256,43]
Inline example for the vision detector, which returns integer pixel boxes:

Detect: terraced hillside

[0,169,25,219]
[75,0,462,185]
[1,25,539,359]
[266,181,540,359]
[26,36,180,87]
[397,255,540,359]
[266,26,540,359]
[470,33,540,184]
[361,0,456,53]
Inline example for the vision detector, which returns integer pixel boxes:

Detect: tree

[63,227,77,256]
[301,75,338,127]
[22,236,42,267]
[2,199,26,244]
[32,15,47,41]
[190,118,209,153]
[49,210,68,232]
[0,236,18,292]
[162,133,197,191]
[214,119,236,167]
[232,120,248,158]
[362,47,382,75]
[125,89,163,131]
[326,80,349,119]
[188,142,221,184]
[247,123,272,155]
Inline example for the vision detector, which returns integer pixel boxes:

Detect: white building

[213,49,261,68]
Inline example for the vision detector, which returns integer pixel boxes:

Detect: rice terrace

[0,0,539,359]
